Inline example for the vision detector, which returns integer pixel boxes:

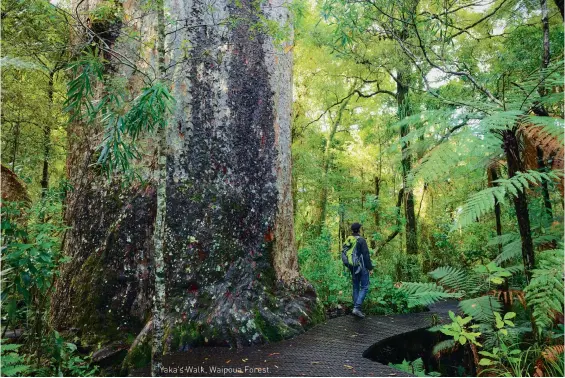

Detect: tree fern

[524,249,564,332]
[479,110,524,132]
[413,129,501,185]
[487,233,520,248]
[523,115,565,145]
[454,170,559,229]
[428,266,482,295]
[399,282,462,307]
[495,234,561,264]
[459,296,503,323]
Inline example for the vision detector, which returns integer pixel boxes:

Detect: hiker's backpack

[341,235,363,273]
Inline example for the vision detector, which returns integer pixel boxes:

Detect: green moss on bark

[253,309,284,342]
[121,339,151,373]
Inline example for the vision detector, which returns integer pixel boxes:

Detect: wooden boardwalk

[149,310,449,377]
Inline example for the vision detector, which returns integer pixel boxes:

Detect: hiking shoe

[352,308,365,318]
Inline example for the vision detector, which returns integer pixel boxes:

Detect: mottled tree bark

[52,0,321,364]
[151,1,167,375]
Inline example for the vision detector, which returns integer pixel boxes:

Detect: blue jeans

[352,268,370,310]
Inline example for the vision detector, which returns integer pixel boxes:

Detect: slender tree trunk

[41,72,55,197]
[338,198,346,247]
[151,1,167,375]
[488,166,503,251]
[489,166,511,311]
[503,130,535,281]
[377,188,404,254]
[315,98,349,236]
[371,176,381,248]
[292,168,298,218]
[374,176,381,228]
[397,74,417,255]
[540,0,550,74]
[11,122,20,171]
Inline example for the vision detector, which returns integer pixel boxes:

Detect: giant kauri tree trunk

[51,0,322,365]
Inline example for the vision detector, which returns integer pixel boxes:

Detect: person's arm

[361,238,373,270]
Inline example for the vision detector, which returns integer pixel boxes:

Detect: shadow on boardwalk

[137,306,457,377]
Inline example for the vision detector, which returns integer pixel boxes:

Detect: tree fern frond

[453,187,507,230]
[414,130,501,185]
[495,238,522,264]
[505,265,525,275]
[495,235,562,265]
[454,170,558,229]
[525,249,565,332]
[479,110,523,132]
[428,266,482,294]
[432,339,457,355]
[543,345,565,363]
[522,116,565,144]
[399,282,462,307]
[487,233,520,248]
[459,296,502,323]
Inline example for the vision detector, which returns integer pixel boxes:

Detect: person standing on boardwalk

[341,222,373,318]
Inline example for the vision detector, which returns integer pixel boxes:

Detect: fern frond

[414,130,501,185]
[479,110,523,132]
[399,282,462,307]
[458,295,502,323]
[428,266,483,295]
[412,357,424,373]
[487,233,520,248]
[453,187,507,229]
[432,339,457,356]
[0,342,30,377]
[525,249,564,332]
[543,345,564,363]
[522,116,565,145]
[1,364,30,377]
[495,234,559,265]
[495,237,522,264]
[505,265,525,275]
[454,170,558,229]
[429,266,466,289]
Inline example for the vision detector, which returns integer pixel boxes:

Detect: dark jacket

[353,233,373,271]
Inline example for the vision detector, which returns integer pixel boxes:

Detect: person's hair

[351,222,361,233]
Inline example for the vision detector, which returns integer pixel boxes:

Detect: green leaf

[479,358,493,366]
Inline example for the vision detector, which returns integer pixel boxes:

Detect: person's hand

[369,270,374,276]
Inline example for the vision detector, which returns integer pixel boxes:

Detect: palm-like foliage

[454,170,560,229]
[63,50,175,177]
[524,248,565,332]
